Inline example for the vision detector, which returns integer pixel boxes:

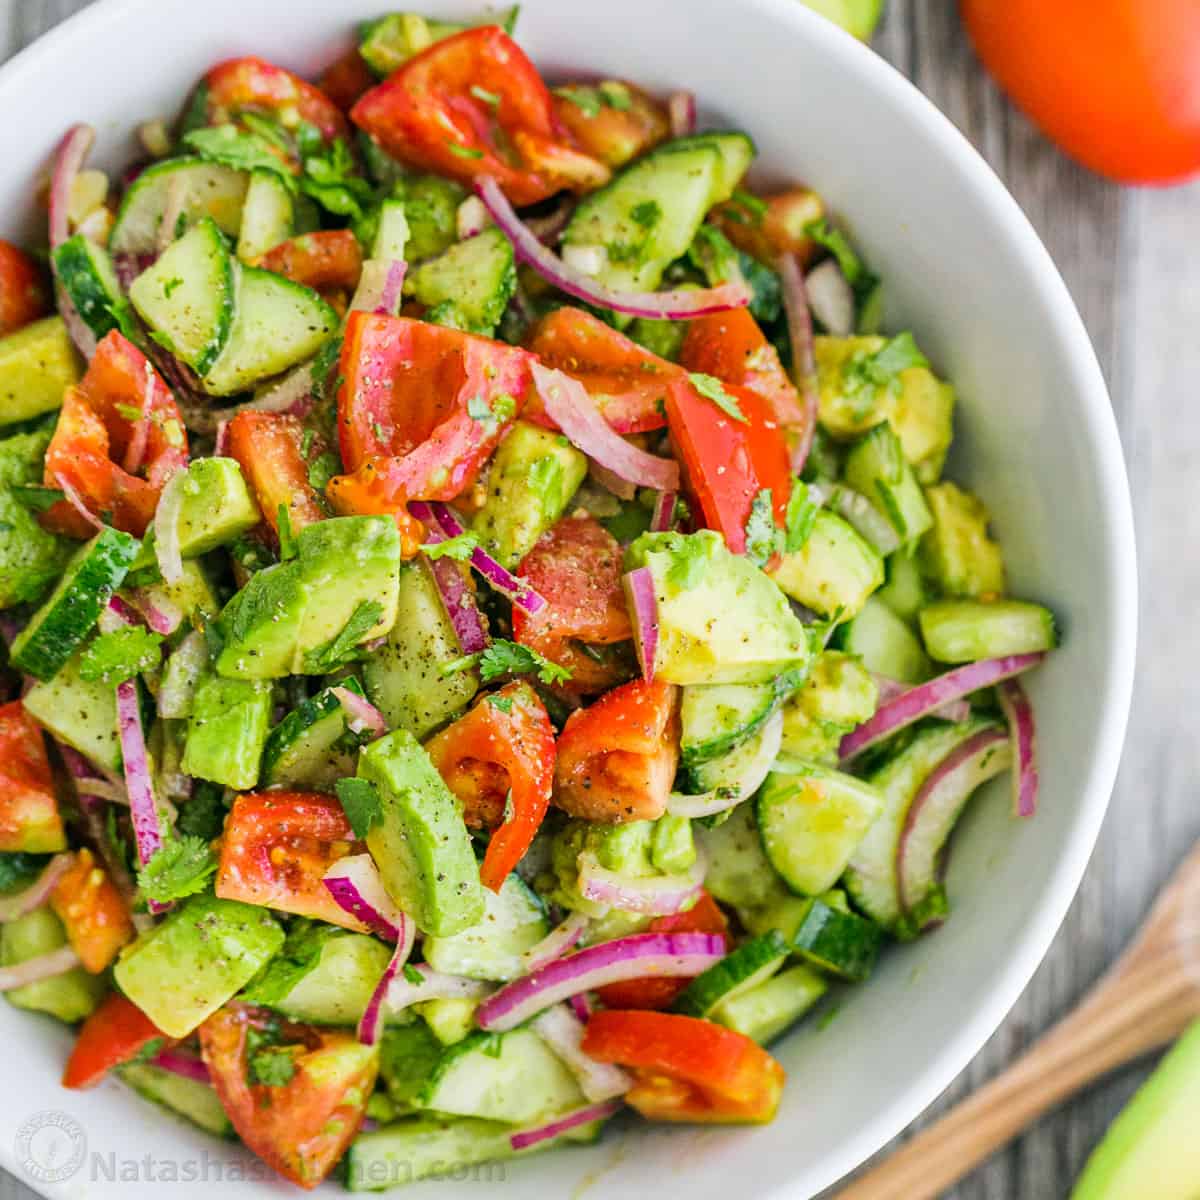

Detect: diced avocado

[380,1022,444,1106]
[876,551,928,624]
[843,422,933,547]
[780,650,877,762]
[114,894,285,1038]
[919,481,1007,599]
[769,508,883,619]
[838,595,931,682]
[919,598,1058,663]
[1,907,105,1021]
[215,559,306,678]
[1070,1020,1200,1200]
[712,963,828,1044]
[0,316,82,428]
[471,421,588,568]
[625,530,811,685]
[357,730,484,936]
[415,998,478,1046]
[181,673,272,790]
[404,228,515,337]
[119,1062,234,1137]
[595,820,656,874]
[363,558,480,738]
[22,642,121,772]
[0,425,70,608]
[651,813,696,873]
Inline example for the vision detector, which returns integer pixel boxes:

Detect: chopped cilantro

[248,1047,297,1088]
[402,963,424,986]
[486,693,514,714]
[79,626,164,684]
[306,451,340,492]
[526,455,565,509]
[446,142,485,160]
[731,188,768,222]
[630,200,662,230]
[183,124,293,184]
[334,778,382,839]
[445,638,572,686]
[805,217,879,296]
[175,781,228,842]
[688,372,748,424]
[10,485,64,514]
[299,428,315,458]
[842,332,929,405]
[299,137,373,219]
[422,531,479,561]
[137,832,218,904]
[554,86,601,119]
[479,1033,504,1059]
[302,599,385,673]
[666,535,712,589]
[784,478,818,553]
[467,391,517,432]
[239,111,290,149]
[743,489,780,568]
[371,420,387,443]
[162,276,183,299]
[597,81,632,110]
[470,84,501,109]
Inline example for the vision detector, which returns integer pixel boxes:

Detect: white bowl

[0,1,1136,1197]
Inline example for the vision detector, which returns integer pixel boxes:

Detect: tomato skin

[199,1005,378,1189]
[595,892,729,1010]
[351,27,607,205]
[226,410,326,538]
[257,230,363,291]
[214,792,369,932]
[512,513,634,694]
[0,700,65,853]
[961,0,1200,185]
[553,678,679,823]
[581,1010,785,1124]
[62,993,171,1090]
[204,56,348,144]
[51,847,135,973]
[424,681,556,891]
[318,47,376,114]
[710,187,825,268]
[524,307,677,434]
[553,83,669,168]
[0,239,47,334]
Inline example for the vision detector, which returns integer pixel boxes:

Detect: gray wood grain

[1,2,1195,1199]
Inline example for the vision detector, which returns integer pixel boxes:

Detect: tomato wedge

[204,56,348,144]
[595,891,729,1010]
[257,230,363,291]
[51,847,135,973]
[42,331,188,538]
[552,81,669,168]
[524,307,678,434]
[553,678,679,823]
[424,681,556,891]
[0,699,65,853]
[512,513,634,694]
[318,47,376,114]
[226,410,326,539]
[710,186,826,268]
[214,792,368,932]
[200,1005,378,1189]
[62,992,171,1090]
[581,1010,785,1124]
[352,27,608,205]
[0,239,47,335]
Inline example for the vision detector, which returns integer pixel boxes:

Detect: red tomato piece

[424,681,556,891]
[710,187,826,268]
[511,513,634,694]
[257,230,363,291]
[199,1005,378,1189]
[553,82,669,168]
[204,56,348,144]
[0,239,47,334]
[214,792,368,932]
[318,47,376,114]
[553,678,679,823]
[581,1010,786,1124]
[0,700,65,853]
[524,307,679,434]
[50,847,135,973]
[62,993,171,1090]
[226,410,326,538]
[351,27,608,206]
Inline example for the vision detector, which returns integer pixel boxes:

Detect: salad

[0,9,1056,1192]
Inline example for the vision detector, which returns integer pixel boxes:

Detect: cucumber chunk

[769,508,884,619]
[263,933,391,1026]
[261,678,366,790]
[119,1063,233,1137]
[680,708,783,799]
[695,801,784,912]
[919,481,1006,599]
[838,595,931,683]
[52,234,136,342]
[876,551,928,624]
[679,681,779,768]
[843,422,933,547]
[712,963,828,1044]
[790,895,885,981]
[404,227,515,336]
[1,907,105,1022]
[674,930,790,1018]
[236,169,294,262]
[919,599,1058,663]
[659,131,755,203]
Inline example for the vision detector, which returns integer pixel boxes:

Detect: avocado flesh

[798,0,885,41]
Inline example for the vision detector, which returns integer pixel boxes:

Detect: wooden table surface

[1,2,1194,1198]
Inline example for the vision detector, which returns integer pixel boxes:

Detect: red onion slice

[839,653,1046,763]
[152,469,187,585]
[132,590,184,636]
[350,258,407,316]
[212,363,317,427]
[622,567,659,683]
[998,678,1039,818]
[213,420,230,456]
[358,911,416,1046]
[870,673,972,725]
[53,472,103,532]
[521,911,590,973]
[667,90,697,138]
[531,1005,632,1102]
[49,124,100,358]
[152,1048,211,1084]
[0,945,81,992]
[323,854,408,942]
[509,1100,622,1152]
[478,176,750,320]
[577,847,706,916]
[0,853,73,923]
[806,259,855,337]
[116,678,169,914]
[380,963,492,1019]
[649,490,678,533]
[331,687,388,741]
[568,992,594,1023]
[778,252,819,473]
[425,556,489,655]
[475,931,727,1032]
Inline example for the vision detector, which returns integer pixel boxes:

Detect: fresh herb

[842,331,929,407]
[688,372,748,424]
[816,1001,842,1032]
[422,531,479,561]
[402,963,424,986]
[526,454,565,510]
[597,81,632,110]
[276,504,298,562]
[784,478,818,553]
[10,484,65,514]
[306,451,340,492]
[470,84,501,109]
[804,218,867,285]
[79,626,164,684]
[183,124,292,182]
[467,391,517,434]
[302,600,384,673]
[630,200,662,230]
[446,142,485,160]
[553,86,602,119]
[0,853,48,895]
[731,188,768,222]
[176,781,228,841]
[248,1047,297,1088]
[371,420,387,443]
[666,534,713,589]
[242,920,340,1005]
[486,693,514,714]
[300,428,315,458]
[162,276,183,299]
[479,1034,504,1059]
[299,137,373,219]
[137,833,218,904]
[239,110,290,150]
[688,224,739,283]
[743,489,780,568]
[334,778,382,839]
[446,639,572,686]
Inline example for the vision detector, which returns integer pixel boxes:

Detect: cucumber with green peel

[919,599,1058,663]
[678,708,783,801]
[52,234,136,342]
[119,1063,233,1137]
[404,227,515,336]
[261,677,367,790]
[674,930,790,1019]
[877,551,928,624]
[236,169,294,262]
[694,800,785,911]
[770,508,884,620]
[658,132,756,203]
[789,895,885,981]
[712,963,828,1044]
[843,422,934,547]
[679,681,779,768]
[839,595,931,683]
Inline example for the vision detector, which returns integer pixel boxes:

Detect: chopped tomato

[664,375,791,556]
[710,186,825,268]
[553,82,669,168]
[42,331,188,538]
[204,56,348,144]
[595,891,729,1010]
[318,47,376,114]
[214,792,368,932]
[51,847,135,973]
[680,308,804,428]
[0,239,47,334]
[200,1005,378,1189]
[581,1010,785,1124]
[351,27,608,205]
[524,307,678,434]
[512,513,634,694]
[257,230,363,291]
[553,678,679,823]
[424,681,556,891]
[62,992,171,1090]
[0,700,64,853]
[226,410,326,539]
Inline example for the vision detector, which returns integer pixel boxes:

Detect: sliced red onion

[778,252,819,473]
[568,992,594,1023]
[870,673,971,725]
[153,469,187,585]
[521,911,590,973]
[59,742,126,799]
[0,854,73,923]
[113,251,155,291]
[525,197,575,246]
[322,854,409,941]
[476,931,727,1032]
[122,373,154,477]
[577,847,706,916]
[358,911,416,1046]
[157,631,209,720]
[104,594,142,630]
[53,472,103,531]
[133,590,184,636]
[649,490,678,533]
[380,963,492,1018]
[806,259,855,337]
[998,678,1039,818]
[350,258,407,316]
[456,196,488,240]
[0,945,81,992]
[478,176,750,320]
[332,687,387,741]
[49,123,95,249]
[156,174,186,254]
[425,556,489,655]
[207,362,316,427]
[532,1005,632,1101]
[510,1100,622,1151]
[840,653,1046,763]
[667,90,697,138]
[152,1048,211,1084]
[587,460,637,502]
[622,567,658,683]
[669,711,783,819]
[214,420,230,456]
[533,363,679,491]
[75,782,140,916]
[116,679,167,911]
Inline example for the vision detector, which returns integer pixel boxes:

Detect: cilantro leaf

[688,372,748,424]
[804,218,873,289]
[630,200,661,230]
[79,626,164,684]
[302,600,384,673]
[307,451,340,492]
[299,137,372,219]
[731,188,768,221]
[335,778,382,839]
[666,535,713,589]
[0,852,48,895]
[598,81,632,111]
[526,455,565,510]
[486,693,514,714]
[183,125,295,185]
[402,963,424,986]
[446,143,485,161]
[743,489,780,568]
[176,781,228,842]
[248,1047,297,1088]
[447,639,572,686]
[470,84,500,108]
[242,919,340,1005]
[422,531,479,561]
[137,833,218,904]
[784,478,818,553]
[466,391,517,432]
[842,332,930,406]
[554,86,602,118]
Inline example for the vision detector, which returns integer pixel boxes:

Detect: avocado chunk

[135,560,220,628]
[624,530,811,685]
[769,508,884,619]
[780,649,878,762]
[357,730,484,937]
[1,907,105,1022]
[181,672,272,790]
[471,421,588,569]
[114,894,285,1038]
[0,424,70,608]
[23,642,122,772]
[0,316,82,428]
[919,481,1007,599]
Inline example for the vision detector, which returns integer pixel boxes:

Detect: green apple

[797,0,885,40]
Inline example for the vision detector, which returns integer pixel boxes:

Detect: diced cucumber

[22,642,121,771]
[877,551,928,624]
[789,895,885,981]
[10,527,139,680]
[674,930,789,1018]
[659,131,755,203]
[1,907,105,1022]
[119,1063,233,1137]
[712,963,828,1044]
[201,264,338,396]
[110,157,249,255]
[695,801,784,911]
[358,8,519,77]
[816,481,902,556]
[181,673,272,790]
[838,595,931,683]
[679,681,779,768]
[770,508,884,620]
[236,169,294,262]
[679,708,783,799]
[843,422,933,547]
[130,217,235,374]
[268,933,392,1026]
[919,481,1007,600]
[372,199,410,261]
[261,677,366,790]
[424,874,549,982]
[417,997,479,1046]
[757,760,884,896]
[0,316,82,428]
[136,559,219,628]
[919,599,1057,663]
[404,227,515,336]
[52,234,136,342]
